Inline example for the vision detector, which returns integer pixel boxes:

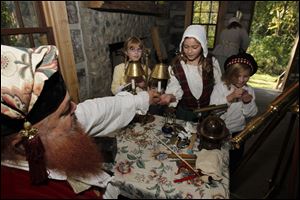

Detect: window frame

[1,1,55,47]
[191,1,220,50]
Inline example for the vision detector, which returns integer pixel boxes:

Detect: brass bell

[151,63,170,80]
[125,61,145,78]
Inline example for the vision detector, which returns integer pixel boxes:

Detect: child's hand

[147,88,161,105]
[157,94,175,105]
[136,80,146,89]
[136,78,146,89]
[227,88,244,103]
[241,90,253,104]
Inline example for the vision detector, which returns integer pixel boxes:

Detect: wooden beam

[42,1,80,103]
[82,1,165,16]
[280,33,299,92]
[184,1,193,29]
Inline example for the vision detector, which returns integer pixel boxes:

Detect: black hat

[224,52,258,76]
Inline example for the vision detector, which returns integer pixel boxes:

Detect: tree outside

[247,1,298,90]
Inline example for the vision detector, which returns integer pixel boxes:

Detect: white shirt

[165,58,222,107]
[75,91,149,136]
[209,82,258,133]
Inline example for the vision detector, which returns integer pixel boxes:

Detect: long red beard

[42,120,103,178]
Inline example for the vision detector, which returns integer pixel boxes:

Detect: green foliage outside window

[248,1,298,76]
[1,1,18,45]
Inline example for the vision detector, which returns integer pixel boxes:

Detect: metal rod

[193,104,228,113]
[151,133,200,176]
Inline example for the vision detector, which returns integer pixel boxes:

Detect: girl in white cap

[158,25,222,122]
[213,17,250,73]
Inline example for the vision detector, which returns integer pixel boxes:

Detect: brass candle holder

[125,61,145,94]
[149,63,170,94]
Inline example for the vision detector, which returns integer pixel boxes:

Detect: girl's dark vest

[172,59,215,110]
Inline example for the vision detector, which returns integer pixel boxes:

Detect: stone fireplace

[109,41,125,76]
[67,2,157,101]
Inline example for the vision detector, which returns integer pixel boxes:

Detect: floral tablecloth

[108,115,229,199]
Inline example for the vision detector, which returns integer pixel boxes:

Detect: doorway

[247,1,299,91]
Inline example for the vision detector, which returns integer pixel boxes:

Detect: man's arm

[75,91,157,137]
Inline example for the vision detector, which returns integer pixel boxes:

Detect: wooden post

[42,1,80,103]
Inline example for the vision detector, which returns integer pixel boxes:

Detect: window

[1,1,54,47]
[192,1,219,49]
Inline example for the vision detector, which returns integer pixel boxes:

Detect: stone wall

[66,1,156,101]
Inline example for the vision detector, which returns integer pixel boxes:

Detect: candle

[131,79,135,91]
[158,80,161,93]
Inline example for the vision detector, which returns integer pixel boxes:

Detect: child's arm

[242,87,258,117]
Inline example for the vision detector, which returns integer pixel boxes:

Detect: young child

[111,36,150,95]
[158,25,222,122]
[209,52,258,173]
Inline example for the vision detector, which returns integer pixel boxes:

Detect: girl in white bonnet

[158,25,222,122]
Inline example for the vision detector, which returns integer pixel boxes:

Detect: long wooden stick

[151,133,200,176]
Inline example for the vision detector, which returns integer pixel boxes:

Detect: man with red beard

[1,45,160,199]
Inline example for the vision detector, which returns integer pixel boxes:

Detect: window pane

[2,34,30,47]
[208,25,216,37]
[193,13,200,24]
[200,13,209,24]
[1,35,17,46]
[1,1,19,28]
[210,13,218,24]
[201,1,210,12]
[19,1,39,27]
[208,37,214,48]
[194,1,201,11]
[33,33,49,46]
[211,2,219,12]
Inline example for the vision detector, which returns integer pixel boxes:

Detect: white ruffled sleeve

[75,91,149,137]
[164,65,184,107]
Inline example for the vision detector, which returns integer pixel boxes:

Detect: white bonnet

[228,17,240,25]
[179,25,208,58]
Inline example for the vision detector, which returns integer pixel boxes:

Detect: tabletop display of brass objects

[197,116,229,150]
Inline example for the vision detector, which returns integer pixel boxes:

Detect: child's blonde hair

[222,63,251,89]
